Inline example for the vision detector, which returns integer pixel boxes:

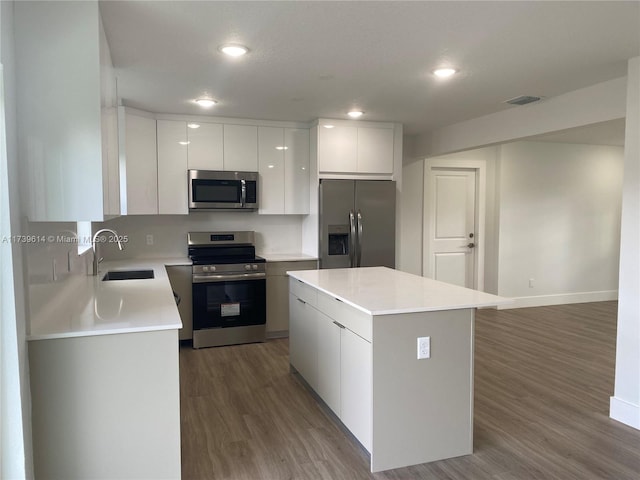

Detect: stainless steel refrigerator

[319,179,396,269]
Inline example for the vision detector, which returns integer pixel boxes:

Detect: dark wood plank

[180,301,640,479]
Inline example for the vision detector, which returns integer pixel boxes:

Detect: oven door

[192,273,266,330]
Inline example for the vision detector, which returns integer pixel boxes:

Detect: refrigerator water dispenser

[328,225,349,256]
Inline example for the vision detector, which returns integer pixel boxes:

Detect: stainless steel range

[188,231,266,349]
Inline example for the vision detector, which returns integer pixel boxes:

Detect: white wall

[1,1,34,477]
[610,56,640,430]
[398,159,423,275]
[497,142,623,306]
[96,213,304,260]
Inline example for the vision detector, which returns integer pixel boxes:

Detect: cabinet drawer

[290,278,317,307]
[317,291,372,343]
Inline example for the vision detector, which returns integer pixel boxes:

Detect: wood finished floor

[179,301,640,479]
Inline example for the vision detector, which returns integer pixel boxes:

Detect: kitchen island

[287,267,509,473]
[28,258,187,480]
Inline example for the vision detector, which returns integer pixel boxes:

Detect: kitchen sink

[102,270,155,281]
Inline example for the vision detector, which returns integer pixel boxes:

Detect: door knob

[467,243,475,248]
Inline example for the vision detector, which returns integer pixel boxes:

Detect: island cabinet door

[316,311,341,415]
[341,328,372,452]
[289,293,318,387]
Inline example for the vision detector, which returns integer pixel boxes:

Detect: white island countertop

[287,267,510,315]
[28,258,191,341]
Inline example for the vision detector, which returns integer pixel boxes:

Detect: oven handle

[192,272,266,283]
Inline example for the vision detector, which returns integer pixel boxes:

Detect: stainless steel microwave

[188,170,258,211]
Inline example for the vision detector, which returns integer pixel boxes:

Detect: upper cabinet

[157,120,188,215]
[317,121,396,175]
[284,128,310,214]
[15,1,117,221]
[318,125,358,173]
[186,122,223,171]
[224,125,258,171]
[118,108,158,215]
[258,127,310,215]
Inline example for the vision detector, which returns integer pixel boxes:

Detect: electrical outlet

[146,234,154,246]
[417,336,430,360]
[529,278,535,288]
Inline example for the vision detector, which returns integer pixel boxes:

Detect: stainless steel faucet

[92,228,124,276]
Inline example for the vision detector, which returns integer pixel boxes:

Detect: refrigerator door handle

[356,210,363,267]
[349,210,356,268]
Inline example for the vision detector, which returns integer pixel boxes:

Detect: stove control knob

[252,264,258,270]
[210,266,216,272]
[203,266,210,273]
[245,264,251,271]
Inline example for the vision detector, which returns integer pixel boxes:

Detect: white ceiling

[99,1,640,135]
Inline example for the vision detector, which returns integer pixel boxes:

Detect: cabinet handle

[297,298,306,305]
[332,321,346,329]
[335,297,343,302]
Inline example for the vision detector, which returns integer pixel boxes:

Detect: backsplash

[94,213,304,261]
[22,221,90,331]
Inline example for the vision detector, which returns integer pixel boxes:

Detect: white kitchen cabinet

[258,127,285,214]
[316,310,341,414]
[357,127,394,174]
[289,286,318,388]
[29,330,181,479]
[157,120,188,214]
[187,122,224,170]
[259,127,310,215]
[118,108,158,215]
[289,277,372,451]
[100,18,120,218]
[340,326,372,451]
[284,128,310,214]
[318,125,358,173]
[317,122,395,175]
[224,124,258,171]
[15,1,116,221]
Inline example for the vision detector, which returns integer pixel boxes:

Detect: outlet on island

[417,336,431,360]
[146,234,154,246]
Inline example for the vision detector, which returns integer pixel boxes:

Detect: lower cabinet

[289,292,318,386]
[28,330,181,479]
[289,278,372,451]
[316,310,341,414]
[266,260,317,337]
[166,265,193,341]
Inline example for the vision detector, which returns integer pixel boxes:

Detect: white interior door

[428,169,477,288]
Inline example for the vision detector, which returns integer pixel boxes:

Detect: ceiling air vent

[504,95,542,106]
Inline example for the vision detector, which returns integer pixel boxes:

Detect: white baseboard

[497,290,617,310]
[610,396,640,430]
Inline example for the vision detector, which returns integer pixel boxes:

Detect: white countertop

[287,267,510,315]
[28,258,190,341]
[258,253,318,262]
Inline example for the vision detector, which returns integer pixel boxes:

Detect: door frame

[423,158,487,291]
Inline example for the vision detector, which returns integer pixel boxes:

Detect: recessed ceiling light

[323,124,335,129]
[218,44,249,57]
[194,98,217,108]
[187,123,201,129]
[347,110,364,118]
[178,141,190,146]
[433,68,457,78]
